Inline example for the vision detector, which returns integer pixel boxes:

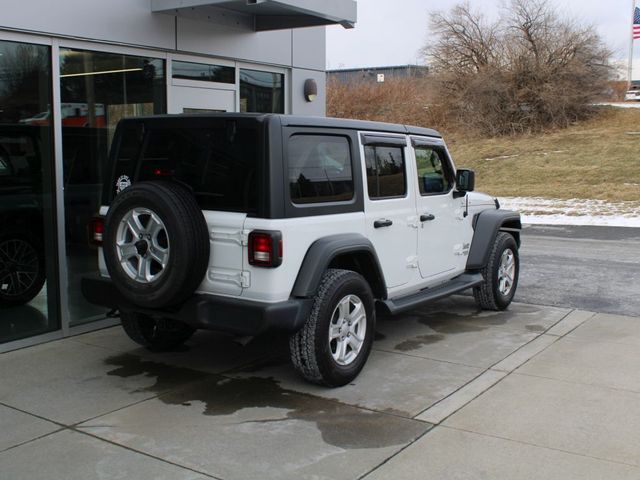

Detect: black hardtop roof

[119,113,442,138]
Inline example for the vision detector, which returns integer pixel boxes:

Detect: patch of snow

[484,154,519,161]
[595,102,640,109]
[499,197,640,227]
[483,150,568,161]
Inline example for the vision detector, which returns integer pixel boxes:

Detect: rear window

[111,121,260,213]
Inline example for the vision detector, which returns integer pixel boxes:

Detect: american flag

[635,6,640,39]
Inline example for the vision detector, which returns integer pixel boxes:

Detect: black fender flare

[466,209,522,270]
[291,233,387,299]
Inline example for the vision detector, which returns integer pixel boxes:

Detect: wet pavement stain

[103,355,430,450]
[157,375,430,449]
[510,304,542,314]
[391,306,541,352]
[526,324,546,332]
[374,331,386,341]
[105,354,206,393]
[416,316,487,333]
[233,355,290,373]
[395,334,446,351]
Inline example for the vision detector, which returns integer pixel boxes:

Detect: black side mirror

[455,169,475,193]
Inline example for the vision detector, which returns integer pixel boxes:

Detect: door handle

[420,214,436,222]
[374,219,393,228]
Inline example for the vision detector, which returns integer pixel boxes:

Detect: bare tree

[426,3,500,75]
[423,0,612,135]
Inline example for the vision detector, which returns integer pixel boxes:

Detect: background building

[327,64,428,84]
[0,0,356,351]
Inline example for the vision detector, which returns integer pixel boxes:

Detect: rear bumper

[81,275,313,336]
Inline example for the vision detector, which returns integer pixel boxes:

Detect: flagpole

[631,0,636,86]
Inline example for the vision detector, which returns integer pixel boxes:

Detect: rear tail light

[89,216,105,246]
[248,230,282,268]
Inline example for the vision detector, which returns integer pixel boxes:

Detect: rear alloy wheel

[473,232,519,311]
[120,311,195,351]
[0,230,46,307]
[290,269,375,387]
[329,294,367,366]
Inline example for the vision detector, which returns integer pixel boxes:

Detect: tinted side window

[414,146,452,195]
[289,135,354,204]
[364,145,406,199]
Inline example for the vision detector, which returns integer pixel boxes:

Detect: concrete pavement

[1,298,639,479]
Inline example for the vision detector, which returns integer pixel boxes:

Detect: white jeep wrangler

[83,114,521,387]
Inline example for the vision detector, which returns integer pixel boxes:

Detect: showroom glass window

[0,40,60,343]
[172,61,235,84]
[239,69,284,113]
[59,48,165,326]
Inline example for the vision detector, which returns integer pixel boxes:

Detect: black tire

[289,269,375,387]
[120,311,195,351]
[103,181,210,308]
[0,229,46,307]
[473,232,519,311]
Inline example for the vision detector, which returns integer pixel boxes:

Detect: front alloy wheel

[473,232,519,311]
[497,248,516,297]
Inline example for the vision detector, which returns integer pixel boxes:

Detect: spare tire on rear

[103,181,210,308]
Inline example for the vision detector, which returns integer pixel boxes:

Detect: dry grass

[327,78,445,128]
[327,80,640,202]
[446,108,640,202]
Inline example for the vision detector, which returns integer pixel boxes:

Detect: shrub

[423,0,612,135]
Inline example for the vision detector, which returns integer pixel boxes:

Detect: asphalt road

[516,225,640,317]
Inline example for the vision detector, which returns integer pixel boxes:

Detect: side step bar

[379,273,483,315]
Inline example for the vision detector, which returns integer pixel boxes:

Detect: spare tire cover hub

[115,207,170,283]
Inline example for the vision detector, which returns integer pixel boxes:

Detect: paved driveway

[518,225,640,316]
[3,296,638,479]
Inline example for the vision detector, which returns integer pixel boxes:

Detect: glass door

[0,39,60,343]
[59,47,166,326]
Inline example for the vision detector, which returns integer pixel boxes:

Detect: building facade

[0,0,356,351]
[327,65,428,84]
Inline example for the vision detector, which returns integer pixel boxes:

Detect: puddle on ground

[162,376,429,449]
[104,355,429,450]
[105,354,206,393]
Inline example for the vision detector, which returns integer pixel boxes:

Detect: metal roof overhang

[151,0,357,31]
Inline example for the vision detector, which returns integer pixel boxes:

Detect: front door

[411,138,469,282]
[170,86,235,114]
[362,137,418,290]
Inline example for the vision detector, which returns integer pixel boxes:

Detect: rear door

[361,133,418,290]
[112,120,260,295]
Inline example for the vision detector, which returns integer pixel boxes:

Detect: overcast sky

[326,0,636,71]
